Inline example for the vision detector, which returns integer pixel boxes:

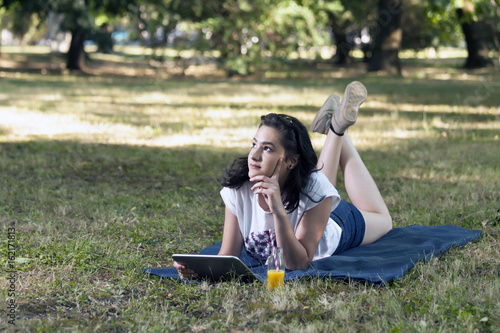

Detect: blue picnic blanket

[143,225,482,285]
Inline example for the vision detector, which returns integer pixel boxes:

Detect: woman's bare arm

[274,197,332,270]
[218,207,244,256]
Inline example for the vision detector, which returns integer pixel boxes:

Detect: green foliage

[332,0,377,34]
[189,0,331,75]
[0,0,137,36]
[426,0,500,47]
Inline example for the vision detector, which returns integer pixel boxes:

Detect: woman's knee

[383,213,393,233]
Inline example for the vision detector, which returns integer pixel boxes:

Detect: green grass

[0,48,499,332]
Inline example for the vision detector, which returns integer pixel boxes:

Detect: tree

[327,10,354,65]
[169,0,331,76]
[367,0,403,75]
[427,0,496,69]
[400,1,452,51]
[323,0,377,65]
[0,0,137,71]
[456,0,493,68]
[59,1,94,70]
[0,1,44,49]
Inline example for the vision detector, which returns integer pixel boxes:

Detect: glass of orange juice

[267,247,285,290]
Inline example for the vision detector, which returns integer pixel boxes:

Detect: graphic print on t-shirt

[245,231,276,262]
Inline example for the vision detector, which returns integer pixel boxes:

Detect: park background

[0,0,499,332]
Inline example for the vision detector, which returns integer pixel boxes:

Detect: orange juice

[267,270,285,290]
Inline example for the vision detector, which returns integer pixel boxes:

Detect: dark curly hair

[218,113,319,212]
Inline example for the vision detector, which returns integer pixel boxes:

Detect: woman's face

[248,125,291,186]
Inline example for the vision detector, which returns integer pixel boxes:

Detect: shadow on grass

[0,139,233,227]
[2,134,497,231]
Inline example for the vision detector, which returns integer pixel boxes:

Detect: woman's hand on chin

[250,158,285,215]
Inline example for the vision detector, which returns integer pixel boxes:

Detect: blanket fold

[143,225,482,284]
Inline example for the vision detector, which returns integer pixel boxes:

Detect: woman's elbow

[285,257,312,271]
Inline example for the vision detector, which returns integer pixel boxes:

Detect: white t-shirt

[220,171,342,262]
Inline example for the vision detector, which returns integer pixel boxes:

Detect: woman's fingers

[179,269,198,280]
[251,181,278,193]
[251,181,272,191]
[249,174,267,183]
[173,261,198,280]
[271,158,283,181]
[180,269,198,280]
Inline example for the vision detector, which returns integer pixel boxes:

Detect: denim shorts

[330,199,366,255]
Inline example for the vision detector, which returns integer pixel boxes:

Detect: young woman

[174,81,392,278]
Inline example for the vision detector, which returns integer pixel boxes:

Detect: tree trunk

[333,32,353,65]
[456,3,493,68]
[138,4,148,47]
[327,12,353,65]
[66,31,86,71]
[367,0,403,75]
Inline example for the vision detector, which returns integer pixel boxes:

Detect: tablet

[172,254,259,283]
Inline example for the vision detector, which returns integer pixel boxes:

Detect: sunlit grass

[398,47,469,59]
[0,45,53,54]
[2,69,498,151]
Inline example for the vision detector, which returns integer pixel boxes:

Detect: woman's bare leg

[315,81,392,245]
[314,80,368,187]
[317,130,343,187]
[318,131,392,245]
[339,133,392,244]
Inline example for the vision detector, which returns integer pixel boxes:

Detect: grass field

[0,48,499,332]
